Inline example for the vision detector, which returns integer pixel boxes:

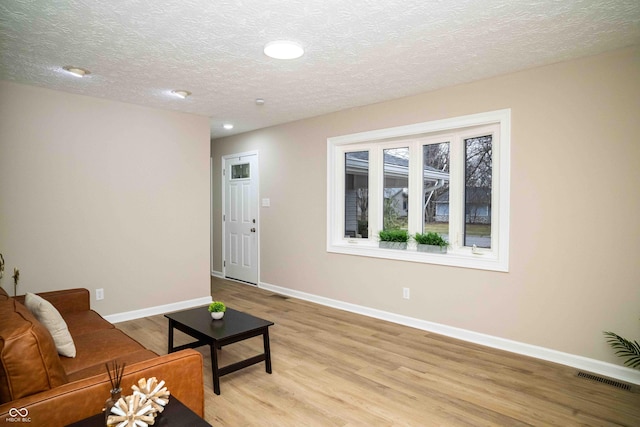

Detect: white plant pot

[210,311,224,320]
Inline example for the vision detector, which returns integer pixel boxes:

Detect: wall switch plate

[402,287,410,299]
[262,198,271,207]
[96,288,104,301]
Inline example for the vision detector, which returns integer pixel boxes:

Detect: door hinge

[223,260,226,267]
[223,169,225,176]
[223,214,225,221]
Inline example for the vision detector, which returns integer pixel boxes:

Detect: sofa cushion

[59,328,151,377]
[62,310,114,336]
[25,292,76,358]
[0,298,68,403]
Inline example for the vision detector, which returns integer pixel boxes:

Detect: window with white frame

[327,109,510,272]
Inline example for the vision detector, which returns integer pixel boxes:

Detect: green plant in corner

[208,301,226,313]
[603,326,640,369]
[378,229,410,243]
[414,232,448,247]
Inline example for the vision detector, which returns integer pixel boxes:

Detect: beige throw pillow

[25,292,76,358]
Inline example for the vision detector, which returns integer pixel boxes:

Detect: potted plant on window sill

[415,232,448,253]
[378,229,410,250]
[208,301,226,320]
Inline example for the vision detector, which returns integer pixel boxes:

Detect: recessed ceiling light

[171,90,191,99]
[255,98,265,105]
[62,66,90,77]
[264,40,304,60]
[223,123,234,130]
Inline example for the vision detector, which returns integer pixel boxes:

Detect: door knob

[251,228,256,232]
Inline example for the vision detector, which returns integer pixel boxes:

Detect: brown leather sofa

[0,287,204,426]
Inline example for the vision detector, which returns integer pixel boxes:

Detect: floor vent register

[576,371,634,391]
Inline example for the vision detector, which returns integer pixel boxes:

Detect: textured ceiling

[1,0,639,139]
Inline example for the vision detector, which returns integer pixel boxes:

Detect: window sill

[327,241,508,272]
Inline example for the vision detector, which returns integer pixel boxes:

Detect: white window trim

[327,109,510,272]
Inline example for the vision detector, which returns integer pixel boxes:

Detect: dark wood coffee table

[165,307,274,395]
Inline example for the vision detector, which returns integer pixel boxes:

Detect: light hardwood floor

[115,277,640,426]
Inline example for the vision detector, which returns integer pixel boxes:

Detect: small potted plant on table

[378,229,410,250]
[415,232,448,253]
[208,301,226,320]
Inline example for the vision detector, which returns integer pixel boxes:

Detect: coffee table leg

[168,319,175,353]
[210,344,221,395]
[263,328,272,374]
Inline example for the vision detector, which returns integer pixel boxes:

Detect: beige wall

[0,81,211,315]
[212,46,640,366]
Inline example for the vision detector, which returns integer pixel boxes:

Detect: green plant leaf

[414,232,447,247]
[603,331,640,369]
[208,301,226,312]
[378,229,410,242]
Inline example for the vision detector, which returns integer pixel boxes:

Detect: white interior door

[224,154,258,284]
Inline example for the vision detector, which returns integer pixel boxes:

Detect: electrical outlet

[402,287,410,299]
[96,288,104,301]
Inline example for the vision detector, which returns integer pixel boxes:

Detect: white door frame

[221,150,260,285]
[211,157,215,277]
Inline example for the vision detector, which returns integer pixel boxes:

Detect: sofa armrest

[15,288,90,314]
[0,349,204,426]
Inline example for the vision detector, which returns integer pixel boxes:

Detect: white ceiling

[1,0,639,139]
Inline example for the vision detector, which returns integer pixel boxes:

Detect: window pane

[465,135,492,248]
[423,143,450,242]
[345,152,369,238]
[383,147,409,230]
[231,163,250,179]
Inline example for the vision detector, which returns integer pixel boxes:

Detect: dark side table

[165,306,274,395]
[66,396,211,427]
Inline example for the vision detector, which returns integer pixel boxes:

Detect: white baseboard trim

[259,281,640,385]
[211,270,224,278]
[104,295,212,324]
